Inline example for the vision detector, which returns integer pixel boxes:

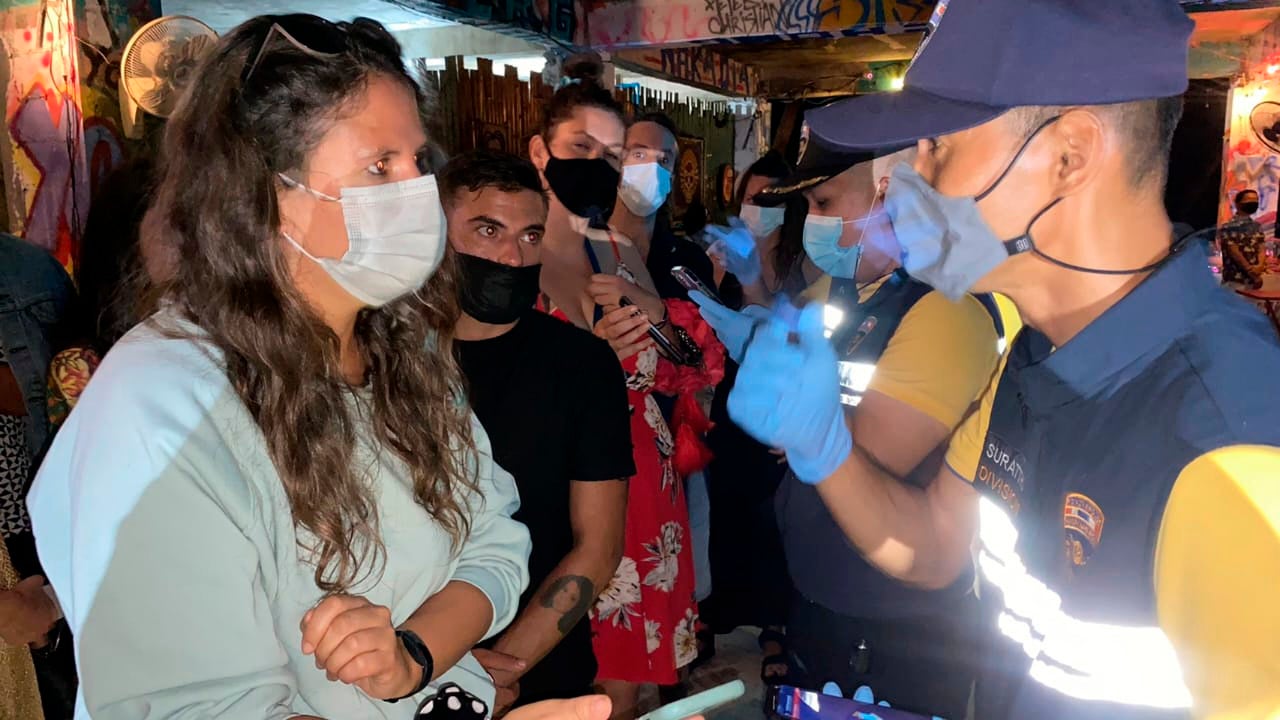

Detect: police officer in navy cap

[697,124,1004,717]
[727,0,1280,718]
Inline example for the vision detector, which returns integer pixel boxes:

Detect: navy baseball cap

[807,0,1194,151]
[753,121,877,206]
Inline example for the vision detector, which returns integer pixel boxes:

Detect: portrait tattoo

[539,575,594,635]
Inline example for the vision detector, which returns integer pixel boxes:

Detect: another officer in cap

[694,127,1003,717]
[728,0,1280,718]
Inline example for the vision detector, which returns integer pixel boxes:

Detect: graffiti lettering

[658,46,757,95]
[584,0,932,48]
[704,0,782,36]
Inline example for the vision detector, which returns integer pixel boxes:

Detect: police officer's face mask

[885,115,1173,300]
[882,117,1063,300]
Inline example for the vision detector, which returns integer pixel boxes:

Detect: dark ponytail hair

[542,53,623,139]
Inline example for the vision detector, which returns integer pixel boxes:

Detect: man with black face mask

[727,1,1280,718]
[440,151,633,715]
[1219,189,1267,289]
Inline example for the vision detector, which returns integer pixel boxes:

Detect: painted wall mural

[582,0,933,50]
[1222,14,1280,227]
[1,0,89,266]
[76,0,160,200]
[0,0,155,267]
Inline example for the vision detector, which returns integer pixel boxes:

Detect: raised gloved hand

[688,291,770,364]
[727,303,852,484]
[827,684,946,720]
[704,219,763,286]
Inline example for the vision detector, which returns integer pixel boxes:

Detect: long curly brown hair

[141,14,476,593]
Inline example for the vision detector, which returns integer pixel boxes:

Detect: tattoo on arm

[538,575,595,635]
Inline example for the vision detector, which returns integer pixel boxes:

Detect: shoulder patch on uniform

[1063,492,1106,567]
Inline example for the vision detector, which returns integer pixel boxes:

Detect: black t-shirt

[456,310,634,703]
[646,221,716,304]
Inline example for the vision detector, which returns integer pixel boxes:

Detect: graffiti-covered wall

[0,0,156,266]
[582,0,933,49]
[1222,16,1280,228]
[77,0,160,204]
[1,0,87,265]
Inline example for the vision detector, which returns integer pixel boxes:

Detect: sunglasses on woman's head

[241,15,348,86]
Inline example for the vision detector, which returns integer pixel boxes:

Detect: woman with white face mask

[713,151,817,310]
[24,15,579,720]
[530,63,724,720]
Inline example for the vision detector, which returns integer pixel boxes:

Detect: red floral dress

[541,242,724,685]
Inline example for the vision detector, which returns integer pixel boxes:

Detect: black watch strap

[385,629,434,703]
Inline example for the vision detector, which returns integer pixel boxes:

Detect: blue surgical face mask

[618,162,672,217]
[739,203,786,239]
[804,215,861,278]
[802,188,884,279]
[884,115,1174,300]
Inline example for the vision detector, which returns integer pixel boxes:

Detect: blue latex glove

[688,290,770,364]
[727,303,852,484]
[704,218,763,286]
[851,685,947,720]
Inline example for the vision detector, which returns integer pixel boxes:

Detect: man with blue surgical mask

[693,127,1004,717]
[612,113,715,303]
[728,1,1280,718]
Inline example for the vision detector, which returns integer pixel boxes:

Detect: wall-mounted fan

[119,16,218,139]
[1250,101,1280,154]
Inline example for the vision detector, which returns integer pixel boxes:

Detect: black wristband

[384,629,434,703]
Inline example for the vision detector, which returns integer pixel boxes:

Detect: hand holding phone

[671,266,720,304]
[767,685,938,720]
[639,680,745,720]
[619,296,689,365]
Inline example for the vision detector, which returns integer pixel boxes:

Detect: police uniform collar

[1008,242,1216,412]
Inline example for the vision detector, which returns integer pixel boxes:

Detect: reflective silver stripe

[977,497,1193,709]
[823,304,845,339]
[837,361,876,394]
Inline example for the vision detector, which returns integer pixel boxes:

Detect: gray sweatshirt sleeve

[449,415,532,639]
[29,337,301,719]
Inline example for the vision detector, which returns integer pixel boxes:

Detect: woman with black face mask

[528,56,724,720]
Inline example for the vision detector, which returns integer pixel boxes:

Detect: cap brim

[753,168,837,207]
[807,86,1010,151]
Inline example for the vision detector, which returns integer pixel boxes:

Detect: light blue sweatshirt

[27,314,530,719]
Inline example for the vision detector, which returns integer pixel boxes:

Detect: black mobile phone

[619,296,689,364]
[767,685,933,720]
[670,265,720,303]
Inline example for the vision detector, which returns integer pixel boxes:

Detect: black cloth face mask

[456,252,543,325]
[1239,202,1260,215]
[543,153,620,228]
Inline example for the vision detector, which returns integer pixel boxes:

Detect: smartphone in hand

[671,266,720,304]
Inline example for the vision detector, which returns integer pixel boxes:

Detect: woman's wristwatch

[384,629,434,703]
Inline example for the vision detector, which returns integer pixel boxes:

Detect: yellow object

[805,273,1000,428]
[947,356,1280,718]
[944,346,1012,482]
[1156,446,1280,720]
[0,542,44,719]
[870,291,999,428]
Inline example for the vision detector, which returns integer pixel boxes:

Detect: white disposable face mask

[739,203,786,238]
[618,162,672,217]
[279,173,446,307]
